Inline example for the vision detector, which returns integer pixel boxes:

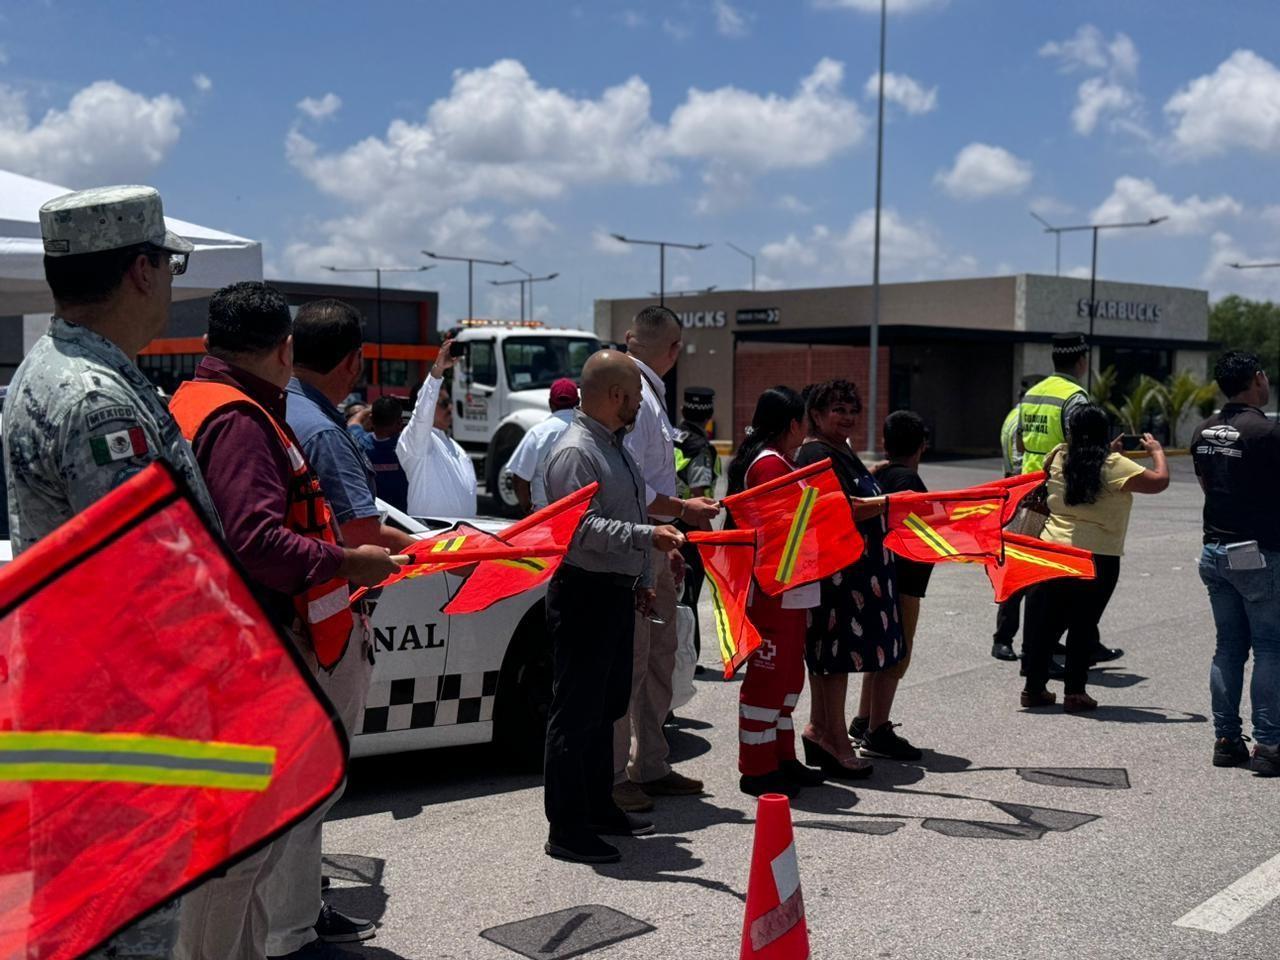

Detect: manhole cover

[481,905,654,959]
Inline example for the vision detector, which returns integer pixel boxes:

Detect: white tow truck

[448,321,601,517]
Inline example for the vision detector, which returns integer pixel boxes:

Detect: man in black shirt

[1193,350,1280,776]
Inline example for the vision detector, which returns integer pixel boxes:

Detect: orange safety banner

[0,463,345,960]
[986,471,1049,526]
[884,485,1010,564]
[349,523,564,604]
[443,484,598,615]
[722,459,863,597]
[985,532,1096,603]
[688,530,763,679]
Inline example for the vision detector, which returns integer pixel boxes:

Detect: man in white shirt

[507,377,579,514]
[614,305,720,813]
[397,338,478,518]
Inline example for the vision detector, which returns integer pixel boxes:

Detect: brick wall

[734,343,891,450]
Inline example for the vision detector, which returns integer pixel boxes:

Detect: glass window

[501,336,601,391]
[468,340,497,387]
[378,359,409,387]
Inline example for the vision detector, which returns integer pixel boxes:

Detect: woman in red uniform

[726,386,827,797]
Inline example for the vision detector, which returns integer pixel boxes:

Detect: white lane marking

[1175,852,1280,933]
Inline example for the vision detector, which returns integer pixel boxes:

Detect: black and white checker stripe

[361,670,499,735]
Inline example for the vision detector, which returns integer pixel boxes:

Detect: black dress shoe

[545,832,621,864]
[991,642,1018,661]
[779,758,826,786]
[1090,645,1123,664]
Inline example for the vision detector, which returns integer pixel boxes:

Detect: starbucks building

[594,274,1211,455]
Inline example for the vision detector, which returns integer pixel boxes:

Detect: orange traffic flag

[443,483,598,615]
[722,459,863,597]
[688,530,763,679]
[985,532,1096,602]
[986,471,1048,525]
[0,463,345,960]
[884,485,1010,564]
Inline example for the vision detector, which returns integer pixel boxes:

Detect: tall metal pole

[727,242,757,291]
[609,234,707,307]
[659,245,666,306]
[467,260,473,321]
[867,0,887,454]
[1055,234,1061,277]
[375,268,383,385]
[1087,227,1099,389]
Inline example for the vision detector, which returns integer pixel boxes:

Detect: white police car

[356,502,551,764]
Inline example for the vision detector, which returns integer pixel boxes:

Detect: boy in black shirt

[1193,350,1280,776]
[851,410,931,761]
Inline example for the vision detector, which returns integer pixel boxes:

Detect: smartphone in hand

[1121,434,1144,451]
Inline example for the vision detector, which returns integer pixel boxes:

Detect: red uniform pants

[738,605,808,776]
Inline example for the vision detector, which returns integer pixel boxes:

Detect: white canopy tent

[0,169,262,316]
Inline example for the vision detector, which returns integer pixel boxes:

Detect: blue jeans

[1198,544,1280,745]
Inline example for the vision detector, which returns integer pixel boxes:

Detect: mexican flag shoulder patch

[90,426,148,466]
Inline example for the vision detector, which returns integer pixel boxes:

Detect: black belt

[558,564,640,590]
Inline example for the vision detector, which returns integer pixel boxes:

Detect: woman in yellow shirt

[1021,404,1169,711]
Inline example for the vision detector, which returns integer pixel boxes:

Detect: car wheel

[494,605,553,771]
[487,428,525,518]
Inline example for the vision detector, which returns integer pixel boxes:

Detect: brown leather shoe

[1063,693,1099,713]
[1020,689,1057,708]
[612,781,655,812]
[637,770,704,796]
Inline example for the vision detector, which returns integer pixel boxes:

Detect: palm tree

[1090,364,1119,408]
[1157,371,1220,447]
[1107,375,1163,434]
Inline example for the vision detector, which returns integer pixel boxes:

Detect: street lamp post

[1029,215,1168,388]
[1229,261,1280,412]
[1030,211,1064,276]
[610,234,708,306]
[726,242,756,291]
[489,272,559,321]
[421,251,513,321]
[867,0,887,455]
[324,264,433,385]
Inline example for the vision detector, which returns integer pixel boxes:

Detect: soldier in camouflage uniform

[3,185,216,958]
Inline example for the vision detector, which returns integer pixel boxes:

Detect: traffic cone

[741,793,809,960]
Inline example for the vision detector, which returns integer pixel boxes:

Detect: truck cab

[450,321,600,516]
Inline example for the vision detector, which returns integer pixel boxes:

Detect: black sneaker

[589,812,655,837]
[1251,743,1280,778]
[1213,736,1251,768]
[315,904,374,944]
[859,722,923,761]
[779,758,826,786]
[545,832,621,863]
[848,715,870,745]
[739,771,799,797]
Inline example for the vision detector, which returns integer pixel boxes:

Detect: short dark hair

[884,410,927,458]
[632,305,681,340]
[293,299,365,373]
[1215,350,1263,398]
[805,378,862,427]
[43,244,162,306]
[371,395,403,429]
[207,281,292,355]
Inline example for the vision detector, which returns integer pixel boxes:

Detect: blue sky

[2,0,1279,327]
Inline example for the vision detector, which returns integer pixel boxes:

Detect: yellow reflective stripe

[1005,546,1084,575]
[494,556,550,573]
[776,486,818,584]
[903,513,959,558]
[0,764,272,791]
[0,731,274,764]
[705,571,736,666]
[951,502,1000,520]
[431,536,467,553]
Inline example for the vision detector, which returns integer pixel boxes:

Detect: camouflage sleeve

[685,448,716,491]
[57,385,164,515]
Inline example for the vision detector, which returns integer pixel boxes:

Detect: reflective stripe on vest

[1019,375,1084,474]
[169,380,354,669]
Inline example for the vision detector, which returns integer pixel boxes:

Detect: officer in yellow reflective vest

[1019,333,1090,475]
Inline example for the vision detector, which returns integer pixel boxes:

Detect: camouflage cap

[39,185,195,258]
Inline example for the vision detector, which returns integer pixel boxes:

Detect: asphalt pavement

[327,457,1280,959]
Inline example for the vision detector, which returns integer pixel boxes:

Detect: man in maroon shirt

[173,281,399,960]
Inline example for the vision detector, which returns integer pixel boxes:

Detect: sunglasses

[145,245,188,276]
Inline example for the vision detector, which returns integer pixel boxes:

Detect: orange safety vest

[169,380,353,669]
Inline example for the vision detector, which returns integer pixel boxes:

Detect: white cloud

[1261,205,1280,227]
[297,92,342,121]
[0,80,184,186]
[663,18,693,41]
[934,142,1032,199]
[1090,176,1241,236]
[1041,25,1145,138]
[1040,25,1137,76]
[813,0,948,13]
[1072,77,1136,135]
[1064,266,1093,280]
[592,230,632,255]
[1202,232,1280,299]
[192,73,213,93]
[1164,50,1280,158]
[620,9,645,28]
[864,71,937,114]
[776,193,813,214]
[714,0,750,36]
[761,209,976,283]
[505,208,557,245]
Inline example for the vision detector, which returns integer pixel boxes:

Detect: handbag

[1005,449,1058,539]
